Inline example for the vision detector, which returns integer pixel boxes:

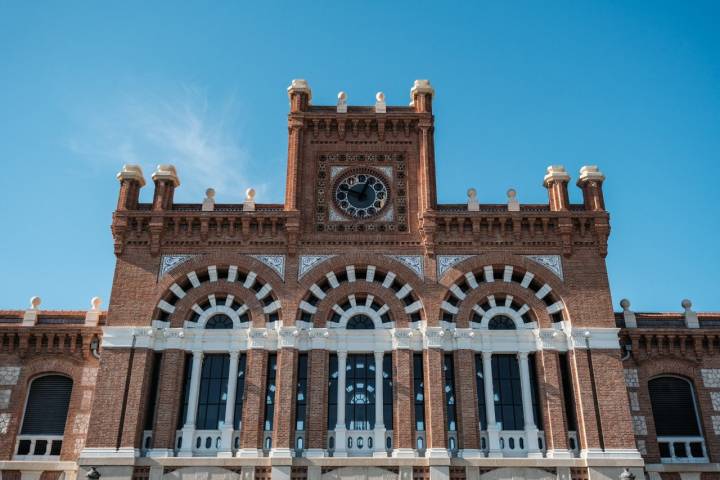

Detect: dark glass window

[296,353,309,431]
[529,354,542,428]
[347,314,375,330]
[206,314,234,329]
[559,353,577,431]
[178,353,193,429]
[144,352,162,430]
[488,315,516,330]
[383,354,393,430]
[444,354,457,431]
[233,354,247,429]
[649,376,701,436]
[328,354,338,429]
[346,353,375,430]
[196,354,230,430]
[21,375,73,435]
[492,354,524,430]
[474,355,487,429]
[413,353,426,431]
[264,353,278,431]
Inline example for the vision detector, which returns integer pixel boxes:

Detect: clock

[333,170,390,219]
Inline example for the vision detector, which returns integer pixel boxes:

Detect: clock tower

[284,79,437,244]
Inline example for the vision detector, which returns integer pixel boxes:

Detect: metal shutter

[649,376,700,436]
[21,375,73,435]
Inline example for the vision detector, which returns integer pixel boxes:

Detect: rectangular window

[558,353,577,431]
[474,354,487,429]
[443,354,457,431]
[346,353,375,430]
[413,353,425,431]
[197,354,230,430]
[296,353,309,431]
[178,353,193,429]
[144,352,162,430]
[492,354,524,431]
[383,353,393,430]
[263,353,278,431]
[529,353,542,428]
[328,354,338,429]
[233,354,247,429]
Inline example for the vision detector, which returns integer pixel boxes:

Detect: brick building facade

[0,79,717,480]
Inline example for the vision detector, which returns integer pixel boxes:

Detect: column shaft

[518,352,540,455]
[219,351,240,455]
[373,351,386,455]
[179,350,203,456]
[482,351,501,456]
[335,351,348,455]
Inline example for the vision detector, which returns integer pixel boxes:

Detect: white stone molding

[298,255,336,279]
[632,415,647,436]
[0,413,10,434]
[711,392,720,411]
[0,389,10,409]
[250,255,285,280]
[0,367,21,386]
[628,391,640,411]
[159,254,196,278]
[437,255,475,278]
[713,416,720,435]
[187,302,249,329]
[525,255,564,281]
[330,303,392,330]
[385,255,424,279]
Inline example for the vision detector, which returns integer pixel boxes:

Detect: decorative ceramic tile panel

[250,255,285,280]
[385,255,424,279]
[298,255,336,280]
[525,255,564,281]
[436,255,475,278]
[159,254,196,278]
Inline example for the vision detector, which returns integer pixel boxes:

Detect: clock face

[334,171,390,219]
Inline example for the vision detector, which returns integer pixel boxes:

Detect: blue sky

[0,1,718,312]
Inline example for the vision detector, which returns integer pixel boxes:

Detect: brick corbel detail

[151,349,186,449]
[240,349,269,449]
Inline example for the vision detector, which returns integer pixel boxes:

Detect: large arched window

[488,315,516,330]
[206,314,234,329]
[649,376,706,460]
[17,375,73,456]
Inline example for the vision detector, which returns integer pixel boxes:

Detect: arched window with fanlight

[488,315,516,330]
[347,314,375,330]
[649,376,707,461]
[205,314,234,329]
[16,375,73,457]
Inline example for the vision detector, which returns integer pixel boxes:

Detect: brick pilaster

[591,349,636,450]
[120,349,155,450]
[454,350,480,451]
[306,349,328,450]
[569,349,602,451]
[393,349,414,450]
[85,348,131,449]
[272,348,298,451]
[535,350,569,452]
[151,349,186,450]
[240,349,269,450]
[424,348,447,450]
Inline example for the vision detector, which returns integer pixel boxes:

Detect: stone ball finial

[682,299,693,310]
[619,469,635,480]
[507,188,517,199]
[376,92,385,103]
[620,298,631,310]
[245,188,256,201]
[205,188,215,199]
[467,188,477,199]
[29,296,41,310]
[91,296,102,311]
[338,91,347,101]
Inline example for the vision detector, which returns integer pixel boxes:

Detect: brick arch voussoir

[438,252,569,300]
[455,282,553,329]
[312,281,414,328]
[169,280,266,328]
[637,356,703,385]
[156,252,290,303]
[296,252,425,295]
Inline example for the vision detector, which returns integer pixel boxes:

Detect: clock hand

[358,181,370,201]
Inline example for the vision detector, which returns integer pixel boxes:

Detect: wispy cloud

[68,85,263,201]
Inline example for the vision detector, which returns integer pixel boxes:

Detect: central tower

[285,80,437,240]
